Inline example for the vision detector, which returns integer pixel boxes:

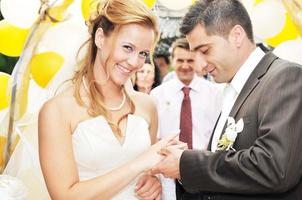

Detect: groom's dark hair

[180,0,254,43]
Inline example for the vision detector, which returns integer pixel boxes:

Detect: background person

[150,37,221,200]
[134,56,161,94]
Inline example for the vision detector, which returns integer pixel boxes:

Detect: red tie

[180,87,192,149]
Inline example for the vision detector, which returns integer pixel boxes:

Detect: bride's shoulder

[39,86,78,121]
[131,91,155,110]
[130,92,156,123]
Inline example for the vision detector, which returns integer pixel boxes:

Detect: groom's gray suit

[178,53,302,200]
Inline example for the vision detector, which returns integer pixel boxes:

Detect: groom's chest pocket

[233,115,259,150]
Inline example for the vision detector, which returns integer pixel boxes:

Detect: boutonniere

[217,117,244,151]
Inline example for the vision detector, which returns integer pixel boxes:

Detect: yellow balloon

[0,72,11,110]
[282,0,302,36]
[29,52,64,88]
[48,0,74,22]
[142,0,156,8]
[0,20,30,57]
[0,135,20,171]
[0,136,7,170]
[81,0,99,20]
[254,0,263,5]
[265,13,299,47]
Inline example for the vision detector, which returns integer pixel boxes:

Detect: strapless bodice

[72,114,151,199]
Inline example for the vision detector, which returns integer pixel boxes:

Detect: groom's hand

[151,143,187,179]
[135,174,161,200]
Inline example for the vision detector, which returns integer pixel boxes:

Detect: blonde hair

[72,0,159,137]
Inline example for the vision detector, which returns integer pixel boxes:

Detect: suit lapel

[208,53,279,151]
[229,53,278,118]
[213,53,279,146]
[207,112,221,150]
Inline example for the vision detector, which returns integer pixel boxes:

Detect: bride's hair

[72,0,159,137]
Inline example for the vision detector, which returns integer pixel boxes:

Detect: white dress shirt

[150,75,222,200]
[211,47,265,152]
[162,71,176,82]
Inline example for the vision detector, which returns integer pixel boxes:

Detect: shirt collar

[175,75,200,92]
[230,47,265,95]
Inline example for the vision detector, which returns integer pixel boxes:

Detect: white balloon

[36,19,89,58]
[159,0,192,10]
[251,0,286,39]
[0,0,41,28]
[36,19,89,93]
[273,39,302,65]
[0,0,66,29]
[240,0,255,16]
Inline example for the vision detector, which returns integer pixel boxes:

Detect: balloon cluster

[0,0,90,176]
[0,0,87,112]
[248,0,300,47]
[241,0,302,64]
[0,0,66,98]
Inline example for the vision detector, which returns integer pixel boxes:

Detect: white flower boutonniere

[217,117,244,151]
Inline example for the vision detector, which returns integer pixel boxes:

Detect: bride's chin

[113,74,130,85]
[113,78,128,86]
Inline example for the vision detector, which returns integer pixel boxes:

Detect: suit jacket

[178,53,302,200]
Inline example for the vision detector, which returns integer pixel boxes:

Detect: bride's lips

[116,64,132,75]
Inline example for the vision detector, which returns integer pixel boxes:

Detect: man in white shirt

[150,38,222,200]
[151,1,302,200]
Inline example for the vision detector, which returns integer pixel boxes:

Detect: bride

[4,0,184,199]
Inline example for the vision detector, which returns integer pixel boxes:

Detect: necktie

[211,83,237,152]
[180,87,192,149]
[222,83,237,111]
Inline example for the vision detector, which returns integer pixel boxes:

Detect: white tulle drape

[1,0,89,198]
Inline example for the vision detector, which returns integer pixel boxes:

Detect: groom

[152,0,302,199]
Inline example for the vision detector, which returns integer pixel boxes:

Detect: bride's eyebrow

[121,42,151,53]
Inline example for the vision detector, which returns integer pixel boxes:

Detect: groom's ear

[229,25,245,48]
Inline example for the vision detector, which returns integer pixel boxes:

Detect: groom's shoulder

[267,57,302,78]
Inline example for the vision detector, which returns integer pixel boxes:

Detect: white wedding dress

[4,114,151,200]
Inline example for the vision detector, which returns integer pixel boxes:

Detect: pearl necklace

[82,76,126,111]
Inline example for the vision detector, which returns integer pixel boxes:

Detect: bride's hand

[150,143,186,179]
[135,174,161,200]
[135,133,179,171]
